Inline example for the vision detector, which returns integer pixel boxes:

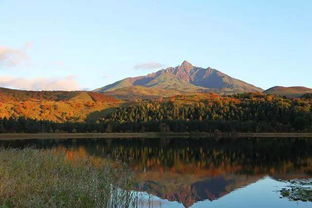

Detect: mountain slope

[103,86,188,100]
[95,61,263,95]
[264,86,312,98]
[0,87,120,122]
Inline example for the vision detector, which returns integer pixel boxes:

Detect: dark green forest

[0,93,311,133]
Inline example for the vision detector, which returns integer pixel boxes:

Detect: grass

[280,179,312,202]
[0,148,138,208]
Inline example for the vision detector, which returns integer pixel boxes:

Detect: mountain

[103,86,187,100]
[102,86,215,100]
[0,87,120,122]
[264,86,312,98]
[95,61,263,97]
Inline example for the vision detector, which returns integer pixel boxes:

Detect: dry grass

[0,148,137,208]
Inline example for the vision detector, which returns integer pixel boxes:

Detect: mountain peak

[179,60,193,71]
[95,61,263,94]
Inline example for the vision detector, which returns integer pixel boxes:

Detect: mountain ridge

[264,86,312,98]
[95,61,263,95]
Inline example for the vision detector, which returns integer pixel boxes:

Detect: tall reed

[0,148,138,208]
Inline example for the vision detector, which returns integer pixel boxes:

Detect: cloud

[0,46,29,67]
[0,75,80,91]
[23,42,33,50]
[133,62,164,70]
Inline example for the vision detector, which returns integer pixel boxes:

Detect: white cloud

[134,62,164,70]
[0,75,80,91]
[0,46,29,67]
[23,42,33,50]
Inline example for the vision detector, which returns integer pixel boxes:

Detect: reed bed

[0,148,138,208]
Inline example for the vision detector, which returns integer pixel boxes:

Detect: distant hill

[264,86,312,98]
[0,87,118,103]
[0,87,120,122]
[95,61,263,96]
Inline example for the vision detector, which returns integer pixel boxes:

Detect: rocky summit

[95,61,263,95]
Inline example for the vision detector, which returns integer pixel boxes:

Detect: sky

[0,0,311,91]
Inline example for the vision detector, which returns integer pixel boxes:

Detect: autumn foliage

[0,88,120,122]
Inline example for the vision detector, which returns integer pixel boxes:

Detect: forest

[0,93,311,133]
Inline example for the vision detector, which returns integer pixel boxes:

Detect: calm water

[0,137,311,208]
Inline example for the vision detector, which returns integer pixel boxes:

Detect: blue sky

[0,0,311,90]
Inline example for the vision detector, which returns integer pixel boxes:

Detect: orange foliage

[0,89,120,122]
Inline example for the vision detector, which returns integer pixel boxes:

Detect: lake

[0,137,311,208]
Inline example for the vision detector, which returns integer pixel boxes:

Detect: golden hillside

[0,88,120,122]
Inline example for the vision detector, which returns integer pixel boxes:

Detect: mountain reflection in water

[1,138,311,207]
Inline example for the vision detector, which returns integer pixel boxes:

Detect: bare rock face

[175,61,194,82]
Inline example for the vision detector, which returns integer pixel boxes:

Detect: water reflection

[1,138,311,207]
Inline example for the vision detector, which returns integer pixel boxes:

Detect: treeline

[0,93,311,133]
[0,118,310,133]
[99,93,312,131]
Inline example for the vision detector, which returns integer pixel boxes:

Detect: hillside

[102,86,215,100]
[95,61,263,95]
[264,86,312,98]
[102,86,184,100]
[0,88,120,122]
[94,92,312,132]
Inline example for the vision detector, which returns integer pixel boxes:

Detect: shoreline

[0,132,312,140]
